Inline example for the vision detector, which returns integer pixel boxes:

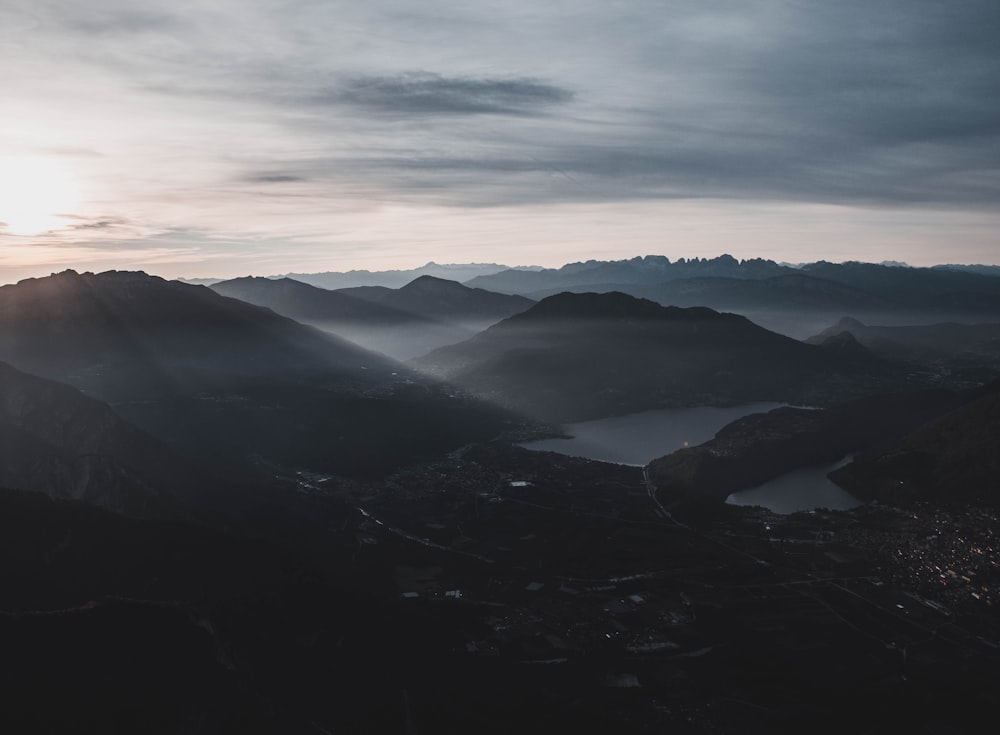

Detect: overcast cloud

[1,0,998,279]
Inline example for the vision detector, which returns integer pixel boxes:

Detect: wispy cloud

[244,174,309,184]
[334,72,573,116]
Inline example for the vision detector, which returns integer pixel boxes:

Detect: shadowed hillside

[830,380,1000,507]
[0,270,511,476]
[0,361,207,517]
[647,389,972,507]
[414,291,899,423]
[212,274,531,359]
[338,274,533,323]
[806,317,1000,387]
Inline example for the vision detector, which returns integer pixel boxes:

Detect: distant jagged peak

[88,269,175,286]
[225,274,271,282]
[7,268,169,297]
[13,268,82,286]
[420,260,518,269]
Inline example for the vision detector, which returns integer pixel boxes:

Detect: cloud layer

[2,0,999,278]
[336,73,573,115]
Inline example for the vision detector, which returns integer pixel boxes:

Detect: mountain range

[0,270,511,476]
[4,255,1000,733]
[277,261,542,290]
[806,317,1000,387]
[414,290,897,423]
[211,274,533,359]
[456,255,1000,338]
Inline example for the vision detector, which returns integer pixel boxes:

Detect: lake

[519,402,786,466]
[726,455,862,514]
[519,402,863,514]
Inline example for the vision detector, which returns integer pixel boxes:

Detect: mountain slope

[466,258,1000,341]
[800,261,1000,312]
[0,361,207,517]
[337,275,534,324]
[516,273,899,338]
[414,291,897,422]
[647,388,970,506]
[212,274,532,359]
[211,276,430,326]
[0,269,395,395]
[0,270,509,476]
[807,318,1000,386]
[635,274,893,312]
[209,275,462,359]
[830,380,1000,507]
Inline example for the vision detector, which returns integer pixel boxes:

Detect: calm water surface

[519,402,786,466]
[726,455,862,514]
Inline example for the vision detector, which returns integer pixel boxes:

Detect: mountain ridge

[212,274,533,359]
[414,290,899,422]
[0,270,511,477]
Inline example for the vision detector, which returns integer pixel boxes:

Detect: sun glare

[0,155,80,236]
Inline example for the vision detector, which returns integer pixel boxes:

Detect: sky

[1,0,998,283]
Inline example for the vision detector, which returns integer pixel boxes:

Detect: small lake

[519,402,787,466]
[726,455,862,514]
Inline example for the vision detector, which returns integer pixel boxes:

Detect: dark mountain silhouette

[807,318,1000,388]
[468,256,1000,308]
[933,264,1000,277]
[830,380,1000,507]
[799,260,1000,312]
[0,269,395,394]
[633,274,893,313]
[211,276,431,325]
[0,361,205,517]
[213,274,533,359]
[0,270,509,476]
[279,261,538,290]
[337,274,534,325]
[809,317,1000,361]
[647,388,972,507]
[210,275,462,359]
[464,257,1000,340]
[812,329,879,361]
[464,254,790,295]
[414,291,898,423]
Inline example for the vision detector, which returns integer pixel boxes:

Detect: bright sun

[0,155,80,236]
